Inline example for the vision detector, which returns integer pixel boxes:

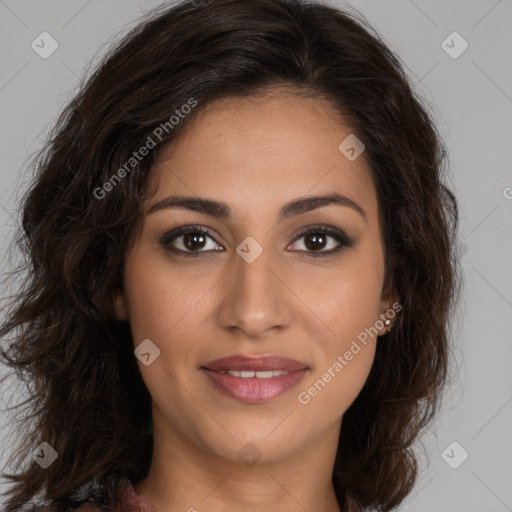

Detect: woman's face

[115,90,397,466]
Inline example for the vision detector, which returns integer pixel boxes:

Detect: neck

[134,408,344,512]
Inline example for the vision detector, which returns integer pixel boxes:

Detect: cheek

[298,250,385,341]
[121,251,214,393]
[292,255,383,416]
[295,275,381,420]
[122,251,201,345]
[296,343,375,424]
[121,255,201,411]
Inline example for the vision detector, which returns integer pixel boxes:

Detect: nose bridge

[235,242,273,298]
[217,238,290,336]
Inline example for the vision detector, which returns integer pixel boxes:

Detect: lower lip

[201,369,308,403]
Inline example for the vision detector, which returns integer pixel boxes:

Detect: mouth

[200,354,309,403]
[212,369,293,378]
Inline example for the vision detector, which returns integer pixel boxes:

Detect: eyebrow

[147,192,367,223]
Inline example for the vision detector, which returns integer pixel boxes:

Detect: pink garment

[28,479,157,512]
[114,479,157,512]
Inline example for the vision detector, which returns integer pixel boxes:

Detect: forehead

[146,91,379,225]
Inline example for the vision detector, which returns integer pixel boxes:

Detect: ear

[113,288,129,321]
[376,290,401,336]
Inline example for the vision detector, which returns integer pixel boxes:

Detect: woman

[0,0,462,511]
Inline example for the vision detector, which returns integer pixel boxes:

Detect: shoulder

[3,503,113,512]
[2,477,139,512]
[3,496,117,512]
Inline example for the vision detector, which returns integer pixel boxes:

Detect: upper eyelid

[160,224,352,251]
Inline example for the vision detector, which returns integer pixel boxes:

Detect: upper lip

[202,355,308,372]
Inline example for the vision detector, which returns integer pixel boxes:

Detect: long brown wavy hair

[0,0,462,510]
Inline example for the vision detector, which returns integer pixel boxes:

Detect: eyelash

[158,223,355,258]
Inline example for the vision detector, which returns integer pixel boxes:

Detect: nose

[215,243,292,340]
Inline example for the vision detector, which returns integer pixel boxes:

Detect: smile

[218,369,290,378]
[201,367,308,403]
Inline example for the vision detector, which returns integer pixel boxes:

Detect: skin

[114,88,398,512]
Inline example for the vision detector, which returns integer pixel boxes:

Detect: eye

[288,224,355,257]
[159,224,223,256]
[158,223,355,257]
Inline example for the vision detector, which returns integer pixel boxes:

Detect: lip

[202,355,308,372]
[200,355,309,404]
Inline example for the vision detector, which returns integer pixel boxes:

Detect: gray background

[0,1,511,511]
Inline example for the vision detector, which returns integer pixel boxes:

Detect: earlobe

[113,290,129,321]
[378,294,401,336]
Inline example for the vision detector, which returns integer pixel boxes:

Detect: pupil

[305,233,325,251]
[185,233,206,250]
[182,232,327,252]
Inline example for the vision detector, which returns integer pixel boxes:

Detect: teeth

[221,370,290,378]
